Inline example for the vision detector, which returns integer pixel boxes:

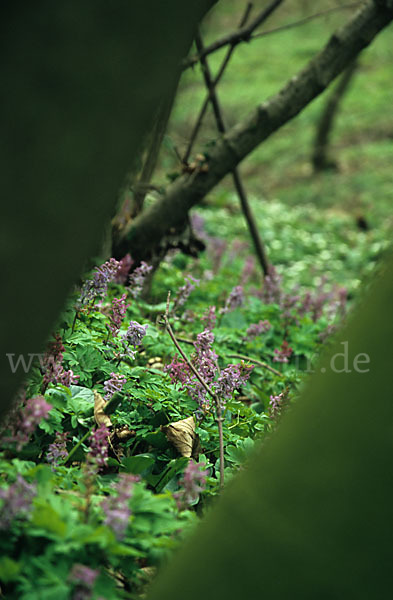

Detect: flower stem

[162,291,225,488]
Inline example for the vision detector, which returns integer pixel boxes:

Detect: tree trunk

[312,59,359,172]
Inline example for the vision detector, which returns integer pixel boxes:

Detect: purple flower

[173,275,199,312]
[269,392,285,419]
[245,320,271,340]
[241,255,256,285]
[174,460,208,509]
[69,564,99,589]
[201,306,217,331]
[122,320,147,350]
[46,333,65,363]
[165,330,217,410]
[115,253,133,284]
[5,396,52,451]
[57,369,80,387]
[209,238,227,274]
[87,424,109,470]
[214,362,254,406]
[220,285,244,314]
[261,266,282,305]
[79,258,120,306]
[0,475,37,529]
[42,334,79,391]
[127,261,153,298]
[297,291,313,318]
[164,355,192,389]
[103,372,127,401]
[100,474,139,539]
[46,432,68,468]
[273,341,293,363]
[108,293,130,337]
[165,330,253,412]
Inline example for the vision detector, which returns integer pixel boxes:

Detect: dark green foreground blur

[0,0,214,416]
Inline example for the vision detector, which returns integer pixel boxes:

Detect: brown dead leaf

[115,426,135,440]
[161,416,198,458]
[93,390,112,428]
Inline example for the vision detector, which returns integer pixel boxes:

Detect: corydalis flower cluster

[201,305,216,331]
[78,258,120,307]
[165,329,217,410]
[220,285,244,314]
[165,329,253,411]
[245,319,271,340]
[173,275,199,312]
[214,362,254,407]
[46,431,68,468]
[120,320,148,359]
[0,475,37,529]
[42,334,79,392]
[269,392,286,419]
[87,424,109,471]
[69,563,99,600]
[254,270,348,332]
[108,293,130,337]
[100,474,139,539]
[128,261,153,298]
[115,253,133,284]
[103,372,126,401]
[3,396,52,451]
[273,340,293,363]
[173,460,208,510]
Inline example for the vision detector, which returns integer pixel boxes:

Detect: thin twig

[252,3,361,40]
[163,293,217,403]
[176,335,194,345]
[182,2,360,70]
[162,292,224,488]
[194,30,270,276]
[226,353,283,377]
[183,2,253,164]
[183,0,284,70]
[65,426,93,465]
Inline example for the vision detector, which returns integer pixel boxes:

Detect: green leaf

[70,385,94,403]
[143,431,169,450]
[31,501,67,537]
[121,454,155,475]
[0,556,20,582]
[152,457,189,493]
[220,309,248,330]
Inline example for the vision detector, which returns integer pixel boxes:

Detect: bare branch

[183,1,254,163]
[118,1,392,263]
[226,353,284,377]
[194,29,270,277]
[183,0,285,70]
[183,2,362,70]
[252,2,362,41]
